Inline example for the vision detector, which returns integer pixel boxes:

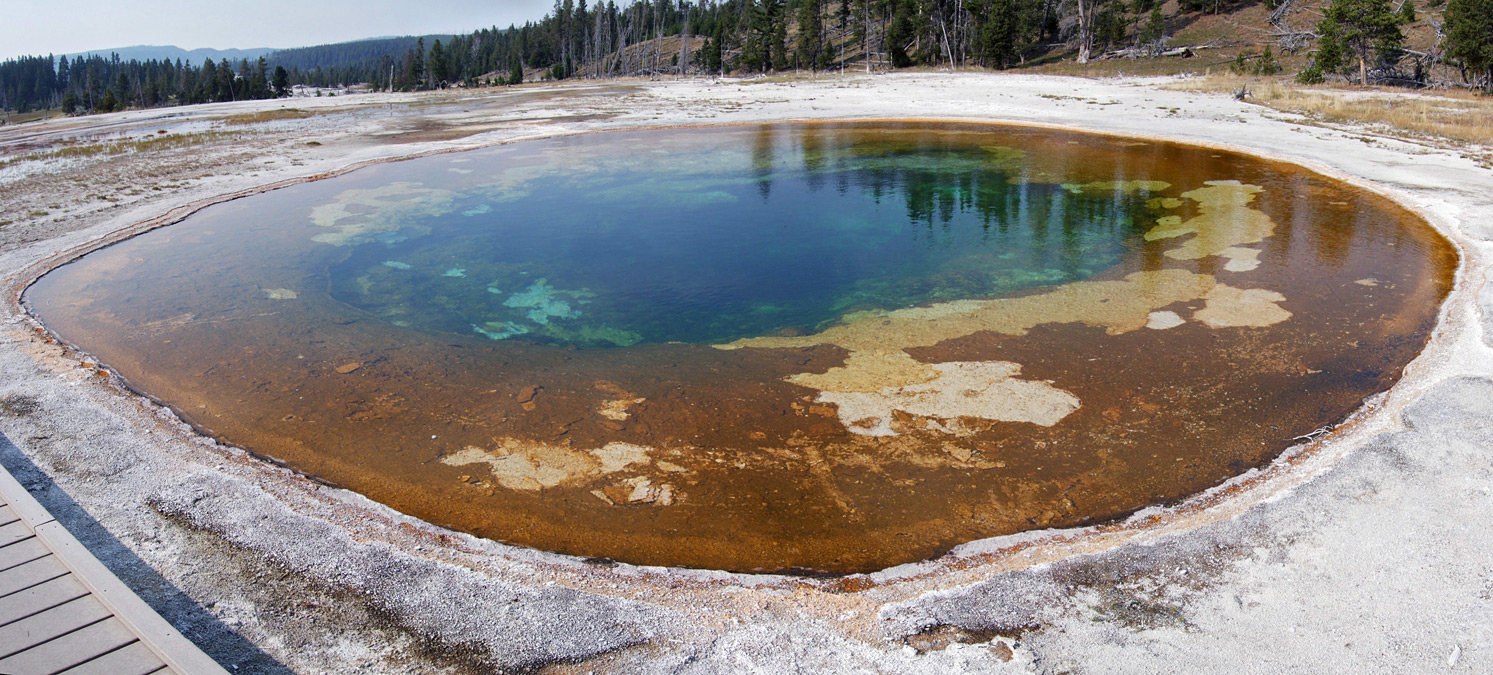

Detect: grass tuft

[218,108,316,125]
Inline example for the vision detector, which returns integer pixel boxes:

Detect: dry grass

[2,109,56,125]
[217,108,316,125]
[0,130,242,169]
[1172,75,1493,147]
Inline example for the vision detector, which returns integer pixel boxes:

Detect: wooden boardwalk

[0,466,227,675]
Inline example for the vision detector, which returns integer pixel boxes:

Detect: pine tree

[1445,0,1493,90]
[211,59,235,101]
[250,57,270,98]
[1320,0,1404,85]
[1255,46,1281,75]
[114,71,130,108]
[429,40,449,88]
[769,0,789,70]
[981,0,1022,68]
[1302,16,1347,82]
[886,0,915,68]
[742,0,774,72]
[796,0,824,70]
[708,22,726,74]
[272,65,290,97]
[1142,5,1166,47]
[412,37,427,88]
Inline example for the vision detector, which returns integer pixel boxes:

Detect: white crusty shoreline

[2,73,1491,673]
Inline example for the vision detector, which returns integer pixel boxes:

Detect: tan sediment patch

[1060,179,1172,195]
[1195,285,1292,328]
[1146,311,1185,330]
[308,181,457,246]
[724,269,1219,435]
[597,397,646,421]
[1147,197,1184,210]
[591,442,650,473]
[440,439,661,492]
[1144,181,1275,263]
[787,350,938,393]
[723,269,1218,355]
[622,477,676,506]
[819,361,1080,437]
[1221,247,1263,272]
[262,288,298,300]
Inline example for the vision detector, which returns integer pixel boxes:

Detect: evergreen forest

[3,0,1491,117]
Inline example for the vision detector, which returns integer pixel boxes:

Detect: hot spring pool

[26,122,1456,574]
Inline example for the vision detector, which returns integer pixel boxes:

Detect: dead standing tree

[1075,0,1093,63]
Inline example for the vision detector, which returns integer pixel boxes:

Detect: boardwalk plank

[0,554,68,597]
[0,617,140,674]
[0,594,111,659]
[0,574,91,627]
[57,640,168,675]
[0,502,21,527]
[0,535,47,571]
[0,455,226,674]
[0,520,32,547]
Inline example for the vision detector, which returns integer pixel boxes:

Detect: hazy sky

[1,0,558,60]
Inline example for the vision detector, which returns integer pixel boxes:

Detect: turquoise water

[324,125,1155,347]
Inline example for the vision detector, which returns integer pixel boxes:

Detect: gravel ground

[1,73,1490,673]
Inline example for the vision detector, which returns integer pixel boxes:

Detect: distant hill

[267,35,454,71]
[266,35,457,87]
[63,45,278,64]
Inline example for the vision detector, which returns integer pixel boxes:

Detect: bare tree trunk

[955,0,966,66]
[939,8,954,68]
[679,15,689,77]
[1076,0,1092,64]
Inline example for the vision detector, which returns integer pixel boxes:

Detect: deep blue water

[324,125,1158,347]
